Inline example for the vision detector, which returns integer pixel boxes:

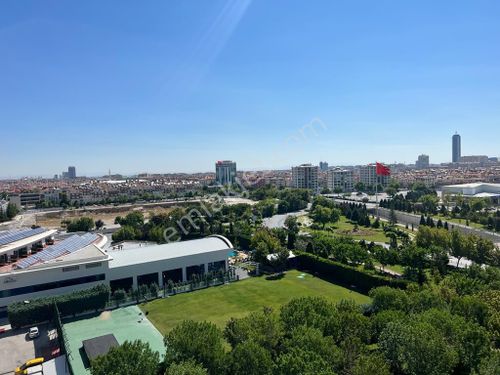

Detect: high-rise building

[359,164,389,188]
[292,164,318,191]
[327,168,353,192]
[452,132,461,163]
[67,166,76,179]
[319,161,329,171]
[215,160,237,185]
[415,154,429,169]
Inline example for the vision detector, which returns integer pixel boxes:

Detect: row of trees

[416,226,499,267]
[111,205,257,249]
[251,187,311,215]
[380,186,499,232]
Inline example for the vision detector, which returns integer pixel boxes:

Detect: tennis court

[63,305,164,374]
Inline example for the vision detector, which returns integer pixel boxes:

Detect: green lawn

[141,270,370,334]
[305,216,389,243]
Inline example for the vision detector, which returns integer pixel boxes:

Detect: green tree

[229,340,273,375]
[224,307,283,353]
[251,229,282,263]
[473,352,500,375]
[389,208,397,225]
[165,360,208,375]
[352,353,391,375]
[284,215,299,249]
[112,225,141,242]
[373,246,398,272]
[401,245,430,284]
[275,347,337,375]
[6,203,19,219]
[164,320,225,375]
[268,246,289,272]
[283,326,342,367]
[419,194,439,214]
[90,340,159,375]
[450,230,471,267]
[95,219,105,230]
[380,321,458,375]
[280,296,337,335]
[471,237,495,265]
[311,206,333,228]
[369,287,409,313]
[66,217,95,232]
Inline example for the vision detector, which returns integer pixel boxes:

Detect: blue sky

[1,0,499,177]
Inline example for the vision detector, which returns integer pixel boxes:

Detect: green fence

[52,302,75,375]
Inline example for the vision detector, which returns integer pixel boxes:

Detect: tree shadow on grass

[265,273,285,281]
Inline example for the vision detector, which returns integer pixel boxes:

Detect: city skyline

[1,1,500,177]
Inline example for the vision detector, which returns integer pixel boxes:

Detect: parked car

[28,327,39,339]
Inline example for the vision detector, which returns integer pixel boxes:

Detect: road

[262,206,310,229]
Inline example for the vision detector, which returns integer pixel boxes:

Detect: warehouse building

[0,232,232,311]
[441,182,500,204]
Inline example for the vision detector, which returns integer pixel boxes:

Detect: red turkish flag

[376,162,391,176]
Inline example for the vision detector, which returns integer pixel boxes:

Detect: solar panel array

[0,227,47,246]
[16,233,98,269]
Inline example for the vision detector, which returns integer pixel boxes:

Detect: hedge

[8,284,110,329]
[295,251,409,294]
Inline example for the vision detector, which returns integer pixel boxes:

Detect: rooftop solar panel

[0,227,47,246]
[16,233,99,269]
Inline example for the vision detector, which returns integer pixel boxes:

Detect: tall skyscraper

[215,160,237,185]
[67,166,76,179]
[415,154,429,169]
[319,161,329,171]
[292,164,318,191]
[452,132,461,163]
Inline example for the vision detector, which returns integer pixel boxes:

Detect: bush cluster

[8,284,109,328]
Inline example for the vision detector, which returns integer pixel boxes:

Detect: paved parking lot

[0,324,58,375]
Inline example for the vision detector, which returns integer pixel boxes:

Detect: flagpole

[376,171,379,218]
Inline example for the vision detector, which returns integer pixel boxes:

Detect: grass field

[141,270,370,334]
[304,216,389,243]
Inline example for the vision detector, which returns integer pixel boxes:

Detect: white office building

[0,231,232,310]
[292,164,318,191]
[327,168,353,192]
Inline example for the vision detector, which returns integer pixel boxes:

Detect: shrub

[8,284,109,328]
[295,252,409,294]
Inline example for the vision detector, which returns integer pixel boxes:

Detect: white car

[28,327,39,339]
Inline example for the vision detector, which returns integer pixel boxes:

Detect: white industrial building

[441,183,500,202]
[0,230,232,311]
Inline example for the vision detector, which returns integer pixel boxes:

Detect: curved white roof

[108,235,233,269]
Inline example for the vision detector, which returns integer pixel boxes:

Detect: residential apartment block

[292,164,318,191]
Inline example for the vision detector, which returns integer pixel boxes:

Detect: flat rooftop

[443,182,500,188]
[108,235,233,269]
